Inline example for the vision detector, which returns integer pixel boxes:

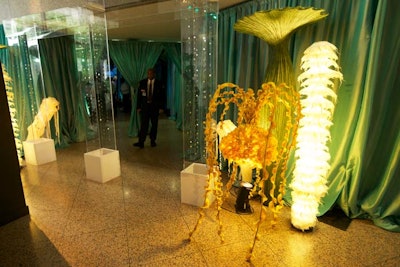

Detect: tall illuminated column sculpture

[290,41,343,231]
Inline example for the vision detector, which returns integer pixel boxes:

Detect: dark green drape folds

[109,41,163,137]
[108,40,182,136]
[339,0,400,232]
[1,32,88,150]
[38,36,88,146]
[218,1,270,89]
[2,34,37,148]
[163,42,182,129]
[0,26,8,65]
[0,26,27,158]
[218,0,399,232]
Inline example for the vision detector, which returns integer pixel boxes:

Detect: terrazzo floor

[0,112,399,267]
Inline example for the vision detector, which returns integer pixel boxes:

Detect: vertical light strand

[180,0,218,165]
[290,41,343,231]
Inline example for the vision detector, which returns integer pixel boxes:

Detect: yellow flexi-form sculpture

[291,41,343,231]
[26,97,60,142]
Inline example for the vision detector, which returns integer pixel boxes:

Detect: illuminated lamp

[290,41,343,231]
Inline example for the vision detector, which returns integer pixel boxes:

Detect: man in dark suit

[133,68,164,148]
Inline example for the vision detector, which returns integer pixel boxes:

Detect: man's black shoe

[133,142,144,148]
[151,141,157,147]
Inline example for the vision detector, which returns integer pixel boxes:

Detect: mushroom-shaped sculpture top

[234,7,328,46]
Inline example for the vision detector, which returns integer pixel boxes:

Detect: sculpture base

[23,138,56,165]
[291,223,314,232]
[84,148,120,183]
[180,163,215,207]
[235,185,253,215]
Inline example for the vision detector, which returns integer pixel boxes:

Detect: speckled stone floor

[0,112,399,266]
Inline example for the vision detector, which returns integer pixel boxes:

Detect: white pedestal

[180,163,215,207]
[84,148,121,183]
[23,138,57,165]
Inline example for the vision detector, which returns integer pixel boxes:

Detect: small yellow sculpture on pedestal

[26,97,60,142]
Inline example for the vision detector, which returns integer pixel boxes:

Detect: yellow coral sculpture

[26,97,60,143]
[234,6,328,206]
[234,7,328,46]
[189,82,300,261]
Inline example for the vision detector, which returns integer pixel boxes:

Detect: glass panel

[3,7,116,151]
[180,0,218,167]
[74,10,116,151]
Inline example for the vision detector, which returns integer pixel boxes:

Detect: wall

[0,63,29,226]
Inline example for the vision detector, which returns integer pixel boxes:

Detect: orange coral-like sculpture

[189,82,300,261]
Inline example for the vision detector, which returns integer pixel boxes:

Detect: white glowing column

[290,41,343,231]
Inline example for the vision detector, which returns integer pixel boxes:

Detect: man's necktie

[147,79,153,102]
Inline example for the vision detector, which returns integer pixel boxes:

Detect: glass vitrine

[180,0,218,168]
[3,7,116,153]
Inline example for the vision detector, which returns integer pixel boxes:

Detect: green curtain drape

[218,0,399,232]
[0,26,8,66]
[0,26,27,158]
[163,42,182,129]
[217,1,271,124]
[337,0,400,232]
[38,36,88,146]
[218,1,270,89]
[4,34,88,148]
[4,35,38,147]
[108,41,164,137]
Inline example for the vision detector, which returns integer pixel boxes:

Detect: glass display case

[180,0,218,168]
[2,6,116,153]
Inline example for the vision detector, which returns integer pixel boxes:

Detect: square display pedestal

[23,138,57,165]
[181,163,215,207]
[84,148,121,183]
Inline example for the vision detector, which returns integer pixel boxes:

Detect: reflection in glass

[3,7,116,152]
[180,0,218,167]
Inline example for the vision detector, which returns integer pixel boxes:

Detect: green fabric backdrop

[1,32,39,152]
[38,36,88,146]
[218,0,399,232]
[109,41,164,137]
[108,40,182,136]
[163,42,183,129]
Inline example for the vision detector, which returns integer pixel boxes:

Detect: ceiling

[104,0,248,42]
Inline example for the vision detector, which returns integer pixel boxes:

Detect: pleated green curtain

[0,26,29,158]
[218,1,270,89]
[338,0,400,232]
[0,26,8,65]
[108,41,164,137]
[38,36,88,146]
[2,35,38,148]
[217,1,271,125]
[163,42,182,129]
[218,0,399,231]
[4,34,88,148]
